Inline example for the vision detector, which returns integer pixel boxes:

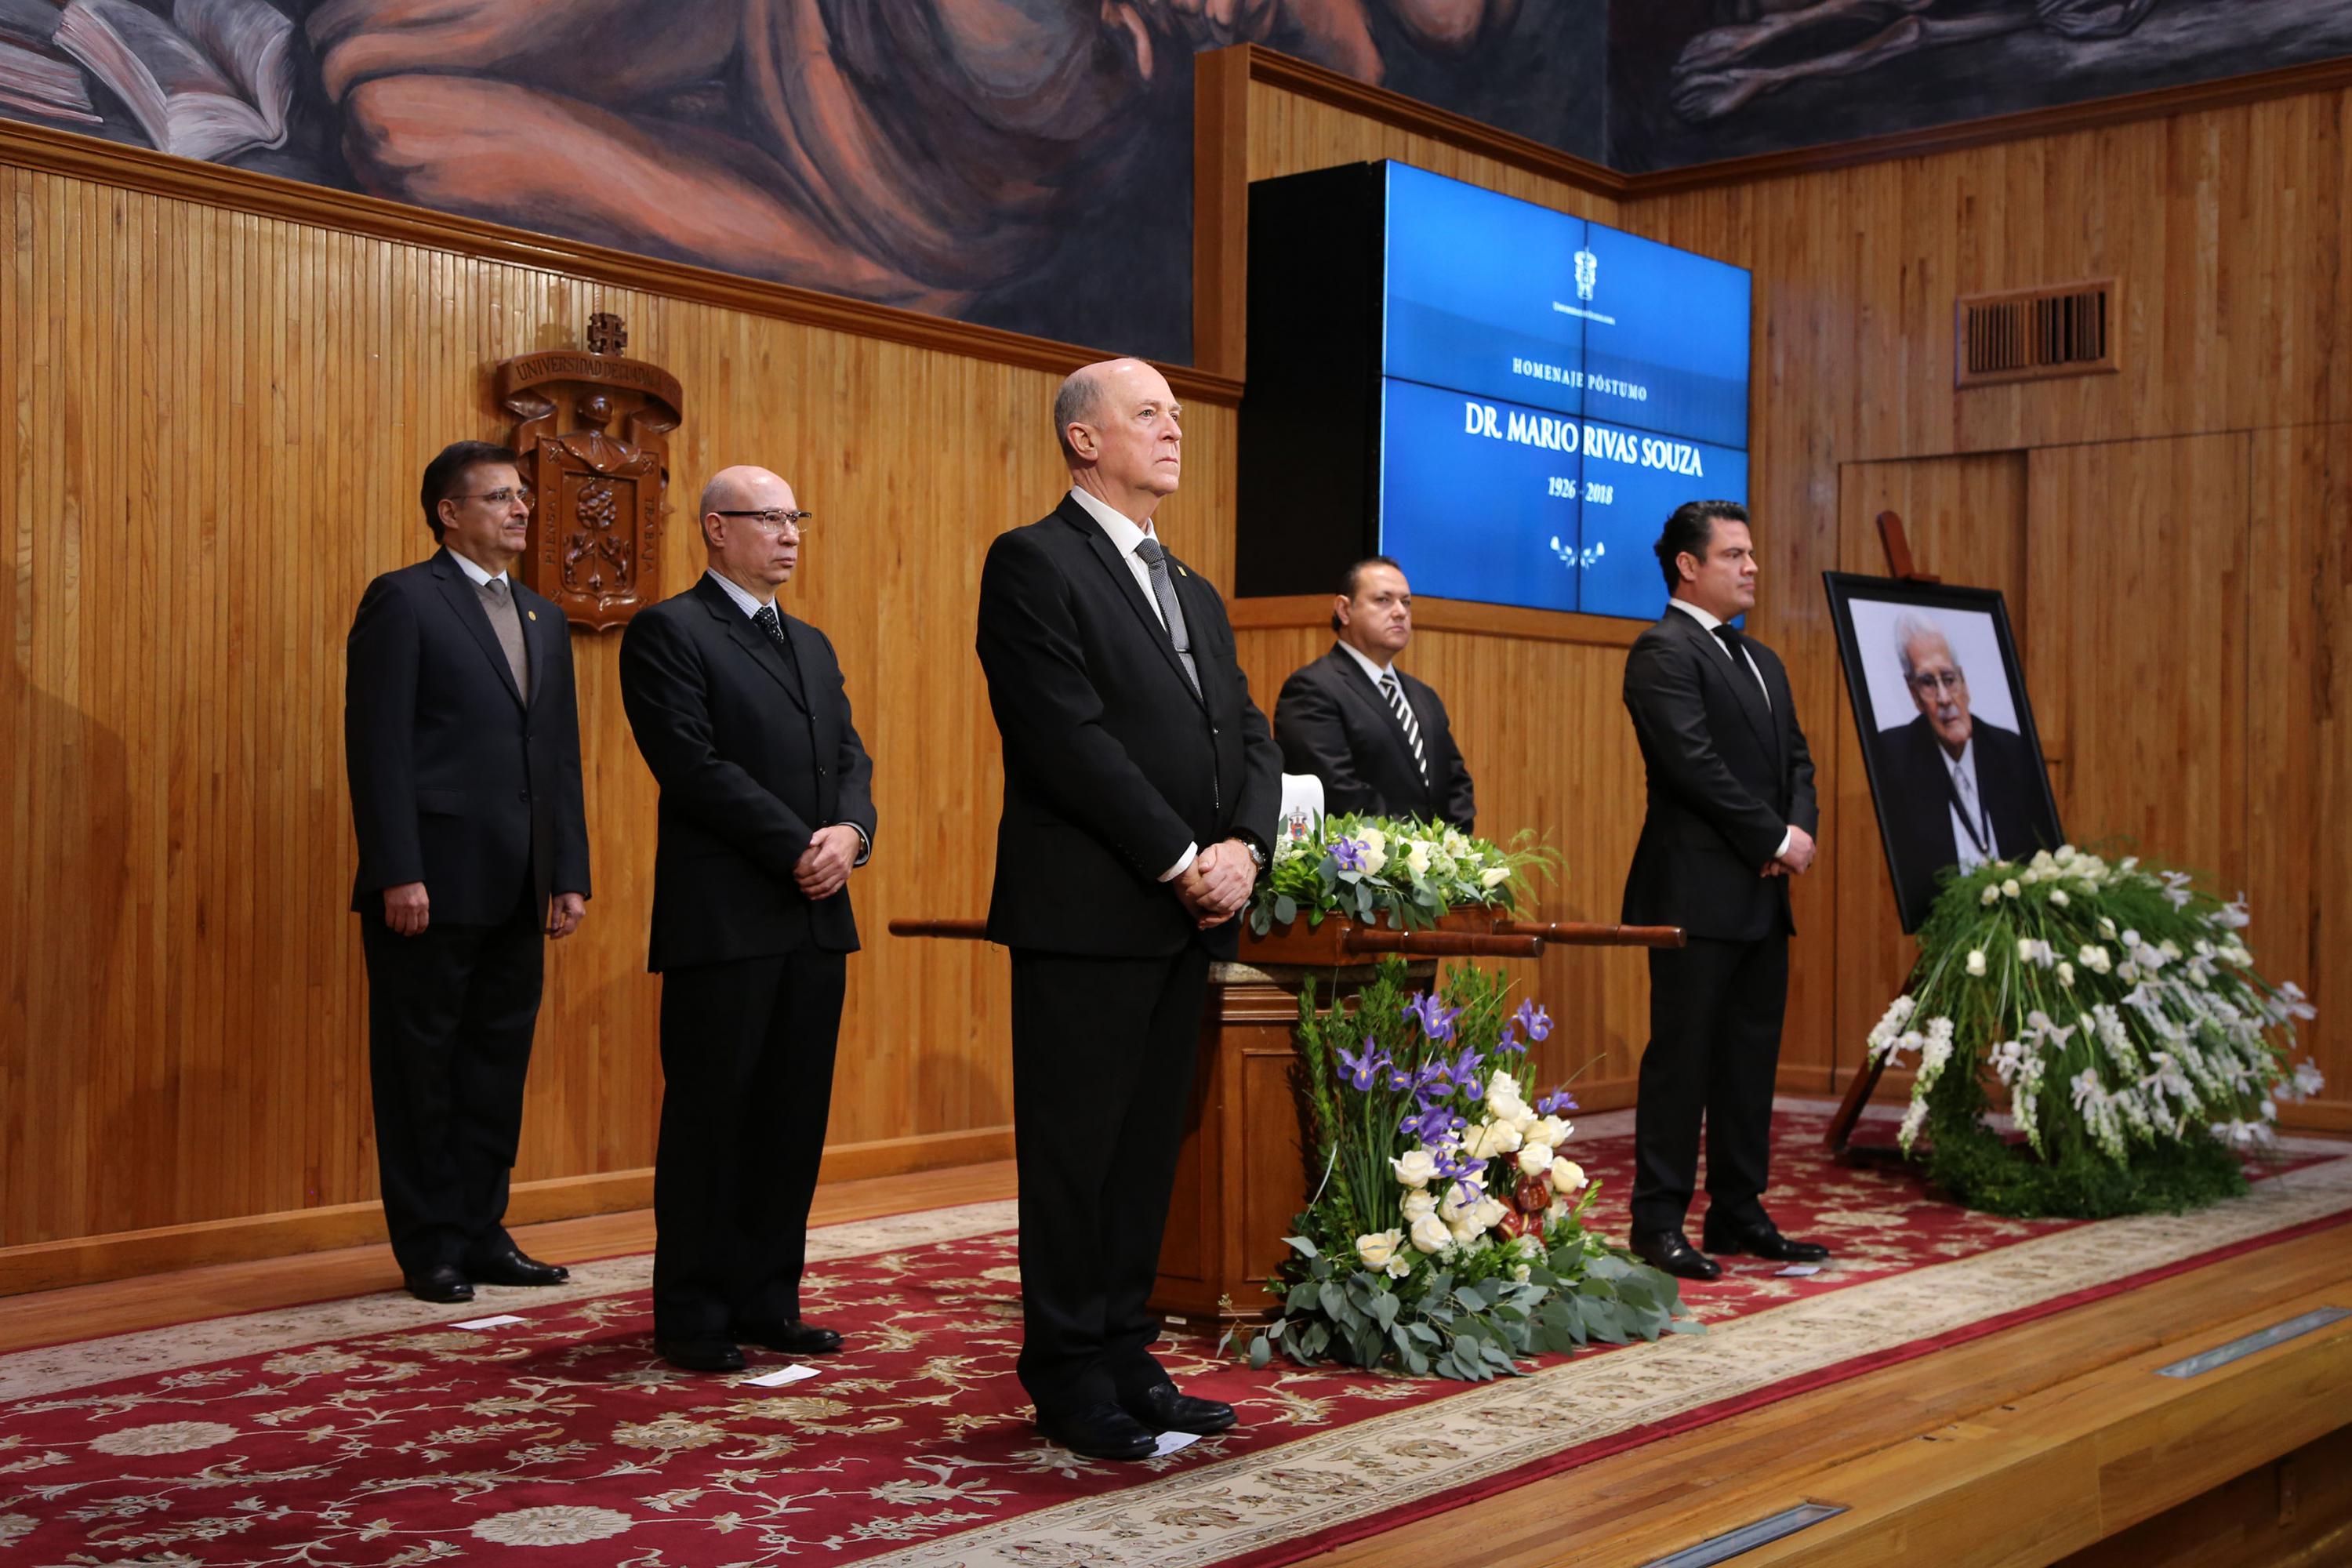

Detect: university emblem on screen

[1574,246,1599,303]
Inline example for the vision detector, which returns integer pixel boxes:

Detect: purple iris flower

[1385,1060,1417,1092]
[1337,1036,1388,1092]
[1446,1045,1485,1092]
[1494,1024,1527,1056]
[1514,1000,1554,1042]
[1537,1089,1578,1116]
[1327,837,1367,873]
[1403,993,1460,1042]
[1403,1105,1465,1145]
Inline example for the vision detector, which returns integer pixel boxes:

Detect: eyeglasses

[715,509,814,537]
[453,488,532,508]
[1907,670,1965,694]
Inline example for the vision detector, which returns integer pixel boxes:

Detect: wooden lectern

[889,910,1682,1322]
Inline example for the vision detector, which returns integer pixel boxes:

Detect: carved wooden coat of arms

[493,314,682,630]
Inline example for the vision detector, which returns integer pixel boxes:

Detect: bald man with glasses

[619,465,877,1374]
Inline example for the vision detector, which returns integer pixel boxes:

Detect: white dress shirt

[702,568,869,866]
[1066,486,1197,881]
[1334,637,1417,726]
[447,546,509,591]
[1667,597,1792,862]
[1940,736,1996,871]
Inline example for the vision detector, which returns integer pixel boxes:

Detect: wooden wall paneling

[2024,435,2249,884]
[2246,424,2352,1131]
[1829,455,2031,1089]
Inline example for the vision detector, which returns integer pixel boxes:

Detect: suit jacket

[976,496,1283,959]
[618,573,877,971]
[345,548,590,925]
[1620,608,1817,942]
[1274,645,1475,830]
[1875,713,2054,924]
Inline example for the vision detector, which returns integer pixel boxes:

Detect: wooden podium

[888,910,1682,1323]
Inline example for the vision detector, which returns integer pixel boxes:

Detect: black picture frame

[1823,572,2066,934]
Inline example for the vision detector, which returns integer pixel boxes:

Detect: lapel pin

[527,610,538,621]
[1176,564,1188,577]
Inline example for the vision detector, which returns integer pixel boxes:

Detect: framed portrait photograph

[1823,573,2066,934]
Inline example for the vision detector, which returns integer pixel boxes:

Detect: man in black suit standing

[1620,500,1828,1282]
[1873,611,2055,927]
[619,465,876,1374]
[977,357,1282,1461]
[1273,557,1475,830]
[346,440,591,1305]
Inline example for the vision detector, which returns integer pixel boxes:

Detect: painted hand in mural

[1669,0,2158,124]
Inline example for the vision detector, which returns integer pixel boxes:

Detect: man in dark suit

[1872,612,2056,928]
[977,357,1283,1461]
[619,465,876,1374]
[1620,500,1828,1282]
[1273,557,1475,829]
[346,440,591,1305]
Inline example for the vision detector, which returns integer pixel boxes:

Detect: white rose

[2002,879,2022,899]
[2056,843,2077,861]
[1472,1196,1508,1232]
[1480,866,1512,889]
[1359,826,1386,852]
[1406,841,1433,879]
[1447,1219,1481,1247]
[1437,1184,1475,1224]
[1359,844,1388,876]
[1965,949,1987,977]
[1980,884,2002,906]
[1390,1148,1438,1187]
[2057,961,2076,988]
[1517,1142,1554,1176]
[1355,1229,1403,1269]
[1463,1119,1522,1159]
[1550,1158,1588,1192]
[1400,1189,1438,1221]
[2049,887,2071,907]
[1487,1093,1534,1130]
[1409,1214,1452,1254]
[1486,1067,1522,1101]
[1527,1115,1572,1149]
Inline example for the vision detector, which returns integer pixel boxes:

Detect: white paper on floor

[742,1363,822,1388]
[1152,1431,1201,1457]
[451,1315,528,1330]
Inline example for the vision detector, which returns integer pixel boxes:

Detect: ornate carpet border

[0,1200,1019,1403]
[865,1153,2352,1568]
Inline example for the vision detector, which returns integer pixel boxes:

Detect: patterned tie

[752,602,789,649]
[1955,763,1993,862]
[477,576,528,696]
[1131,536,1199,696]
[1380,671,1428,786]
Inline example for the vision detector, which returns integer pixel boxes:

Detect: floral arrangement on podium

[1239,959,1698,1381]
[1871,845,2323,1218]
[1247,814,1555,935]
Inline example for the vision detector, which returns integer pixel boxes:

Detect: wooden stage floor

[5,1150,2350,1567]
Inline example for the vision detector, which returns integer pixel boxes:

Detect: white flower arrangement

[1250,812,1556,935]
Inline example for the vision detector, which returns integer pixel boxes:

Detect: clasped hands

[1762,823,1817,879]
[795,824,864,901]
[1175,838,1258,929]
[379,884,586,938]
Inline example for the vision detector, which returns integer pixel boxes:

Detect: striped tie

[1380,671,1428,786]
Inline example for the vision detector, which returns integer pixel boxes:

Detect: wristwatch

[1239,835,1269,869]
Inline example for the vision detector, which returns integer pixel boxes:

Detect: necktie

[1131,536,1199,696]
[1711,622,1768,710]
[751,601,788,649]
[1380,671,1428,786]
[477,577,528,696]
[1954,763,1994,860]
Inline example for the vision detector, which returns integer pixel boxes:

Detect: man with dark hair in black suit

[1620,499,1828,1283]
[619,464,876,1374]
[1274,557,1475,830]
[977,356,1282,1461]
[346,439,591,1305]
[1873,610,2054,928]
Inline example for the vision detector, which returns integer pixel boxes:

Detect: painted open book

[43,0,293,162]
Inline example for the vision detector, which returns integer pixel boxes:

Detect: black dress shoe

[1123,1381,1237,1436]
[463,1246,570,1287]
[1701,1216,1830,1263]
[404,1264,474,1304]
[1629,1229,1722,1281]
[1037,1401,1160,1461]
[655,1335,746,1374]
[732,1319,843,1356]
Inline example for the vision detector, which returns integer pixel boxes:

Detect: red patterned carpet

[3,1105,2347,1567]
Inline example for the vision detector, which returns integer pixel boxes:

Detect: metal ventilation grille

[1955,280,2119,387]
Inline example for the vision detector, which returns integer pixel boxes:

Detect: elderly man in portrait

[619,466,876,1374]
[977,357,1282,1461]
[1274,556,1475,830]
[1872,611,2050,922]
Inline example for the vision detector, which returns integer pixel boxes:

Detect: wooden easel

[1824,511,1938,1163]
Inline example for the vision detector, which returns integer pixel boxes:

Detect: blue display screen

[1377,164,1751,619]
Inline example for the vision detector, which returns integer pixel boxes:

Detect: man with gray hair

[1873,608,2051,927]
[619,464,876,1374]
[978,357,1282,1460]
